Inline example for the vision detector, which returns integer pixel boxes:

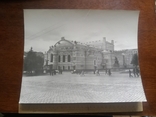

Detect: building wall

[103,52,114,69]
[45,45,104,70]
[106,41,114,52]
[84,37,114,52]
[86,51,103,70]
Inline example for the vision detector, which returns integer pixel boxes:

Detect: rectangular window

[68,66,70,70]
[63,55,65,62]
[51,54,53,62]
[68,55,70,62]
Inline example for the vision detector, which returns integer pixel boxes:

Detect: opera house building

[44,37,114,71]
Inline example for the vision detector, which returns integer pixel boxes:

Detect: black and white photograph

[19,9,147,113]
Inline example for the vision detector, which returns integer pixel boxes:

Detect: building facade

[44,37,114,71]
[44,37,138,71]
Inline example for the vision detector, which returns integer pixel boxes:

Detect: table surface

[0,0,156,115]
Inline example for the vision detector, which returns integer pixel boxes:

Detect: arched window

[51,54,53,62]
[68,55,71,62]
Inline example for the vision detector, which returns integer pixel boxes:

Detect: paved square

[19,72,146,104]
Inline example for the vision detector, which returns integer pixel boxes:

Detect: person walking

[133,68,136,77]
[108,69,111,76]
[105,68,108,75]
[53,69,56,75]
[136,67,139,77]
[93,69,96,74]
[59,68,62,74]
[96,69,100,76]
[80,70,85,76]
[51,69,54,76]
[129,69,133,77]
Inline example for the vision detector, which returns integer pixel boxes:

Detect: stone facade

[44,37,114,71]
[44,37,138,71]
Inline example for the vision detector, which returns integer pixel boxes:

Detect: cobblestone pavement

[19,72,147,104]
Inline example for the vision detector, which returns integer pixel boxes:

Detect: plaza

[19,71,146,104]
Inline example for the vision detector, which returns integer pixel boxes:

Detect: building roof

[49,37,103,52]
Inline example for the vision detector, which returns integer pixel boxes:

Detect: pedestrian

[105,68,108,75]
[59,68,62,74]
[96,69,100,76]
[54,69,56,75]
[80,70,85,76]
[51,69,54,76]
[129,69,133,77]
[133,68,136,77]
[136,67,139,77]
[93,70,96,74]
[108,69,111,76]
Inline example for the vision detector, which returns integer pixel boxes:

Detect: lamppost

[110,51,113,69]
[122,53,126,68]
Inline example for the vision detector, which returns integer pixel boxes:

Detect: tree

[35,55,44,74]
[24,47,44,75]
[24,47,37,74]
[131,53,138,67]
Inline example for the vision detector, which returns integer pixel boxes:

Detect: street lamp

[110,51,113,69]
[122,53,126,68]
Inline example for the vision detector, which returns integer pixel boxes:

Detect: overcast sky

[24,9,139,52]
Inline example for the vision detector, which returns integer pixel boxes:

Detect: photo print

[19,9,147,113]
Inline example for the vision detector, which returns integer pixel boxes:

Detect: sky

[24,9,139,53]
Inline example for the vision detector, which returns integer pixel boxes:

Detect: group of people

[49,69,57,76]
[93,69,112,76]
[78,68,112,76]
[104,69,112,76]
[49,69,62,76]
[129,67,140,77]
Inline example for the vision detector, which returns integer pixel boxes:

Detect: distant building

[44,37,114,71]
